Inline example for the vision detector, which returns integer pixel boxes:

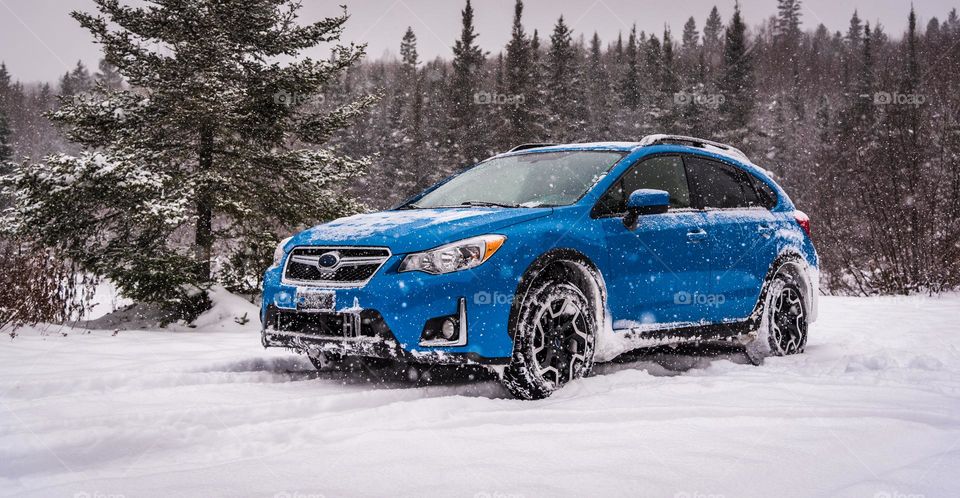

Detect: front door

[594,155,712,328]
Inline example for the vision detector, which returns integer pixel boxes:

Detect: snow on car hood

[291,207,553,253]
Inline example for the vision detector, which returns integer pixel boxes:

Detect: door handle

[758,225,775,238]
[686,228,708,242]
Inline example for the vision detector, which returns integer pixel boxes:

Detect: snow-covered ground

[2,293,959,498]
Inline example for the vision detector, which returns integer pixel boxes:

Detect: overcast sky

[0,0,954,83]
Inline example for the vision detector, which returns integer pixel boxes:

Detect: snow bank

[78,285,259,332]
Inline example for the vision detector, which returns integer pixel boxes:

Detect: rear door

[594,155,712,327]
[683,155,779,321]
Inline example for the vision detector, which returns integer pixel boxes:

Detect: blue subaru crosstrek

[261,135,819,399]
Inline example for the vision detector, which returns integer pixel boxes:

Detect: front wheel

[502,278,597,400]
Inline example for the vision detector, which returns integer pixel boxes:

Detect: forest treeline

[0,0,958,327]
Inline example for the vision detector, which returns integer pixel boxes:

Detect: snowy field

[2,292,959,498]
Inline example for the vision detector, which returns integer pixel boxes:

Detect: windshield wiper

[458,200,521,208]
[396,203,420,210]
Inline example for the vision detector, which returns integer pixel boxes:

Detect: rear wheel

[768,280,807,355]
[502,277,597,400]
[749,275,808,359]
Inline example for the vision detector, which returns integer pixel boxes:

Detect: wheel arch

[754,251,819,325]
[507,248,607,340]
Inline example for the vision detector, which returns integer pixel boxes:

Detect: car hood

[289,208,553,253]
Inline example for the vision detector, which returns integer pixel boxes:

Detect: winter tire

[502,277,597,400]
[751,275,808,359]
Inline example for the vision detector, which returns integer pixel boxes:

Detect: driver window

[593,156,691,217]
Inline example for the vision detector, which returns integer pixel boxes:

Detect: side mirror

[623,189,670,229]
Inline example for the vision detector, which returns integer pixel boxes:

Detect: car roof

[502,142,642,154]
[500,138,772,178]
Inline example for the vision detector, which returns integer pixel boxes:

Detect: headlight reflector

[399,235,506,274]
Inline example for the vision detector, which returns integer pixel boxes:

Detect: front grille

[283,246,390,287]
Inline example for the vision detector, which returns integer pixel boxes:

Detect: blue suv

[261,135,819,399]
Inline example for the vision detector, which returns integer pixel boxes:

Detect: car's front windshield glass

[407,150,626,209]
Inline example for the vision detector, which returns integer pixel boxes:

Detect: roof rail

[638,134,749,162]
[508,143,559,152]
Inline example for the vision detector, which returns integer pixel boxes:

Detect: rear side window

[751,176,778,209]
[593,155,691,216]
[685,156,768,209]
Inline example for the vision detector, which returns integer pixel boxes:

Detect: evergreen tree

[659,28,681,131]
[850,22,875,125]
[0,63,11,166]
[0,63,10,104]
[846,10,863,48]
[776,0,803,48]
[526,29,550,141]
[717,3,754,134]
[401,27,419,69]
[95,58,124,90]
[614,33,624,63]
[619,25,641,109]
[587,32,613,138]
[448,0,487,164]
[704,6,723,46]
[1,0,375,315]
[546,16,582,141]
[0,109,11,166]
[504,0,537,144]
[682,17,700,51]
[59,61,92,98]
[703,6,723,62]
[400,28,427,201]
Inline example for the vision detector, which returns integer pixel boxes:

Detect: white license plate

[296,289,336,312]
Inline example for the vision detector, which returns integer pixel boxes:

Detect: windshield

[407,150,626,209]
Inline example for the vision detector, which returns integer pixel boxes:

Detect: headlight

[399,235,506,274]
[271,236,292,268]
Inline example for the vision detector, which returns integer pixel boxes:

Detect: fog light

[441,318,457,340]
[419,297,468,347]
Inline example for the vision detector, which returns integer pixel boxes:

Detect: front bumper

[260,250,524,364]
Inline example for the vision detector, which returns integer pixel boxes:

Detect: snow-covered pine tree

[1,0,375,317]
[58,61,92,99]
[546,16,584,142]
[586,32,614,139]
[448,0,487,166]
[717,3,754,138]
[525,29,550,142]
[619,25,641,110]
[776,0,803,49]
[703,5,724,72]
[682,17,700,52]
[504,0,537,145]
[0,64,13,175]
[0,109,11,167]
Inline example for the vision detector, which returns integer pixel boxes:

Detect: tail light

[794,210,811,237]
